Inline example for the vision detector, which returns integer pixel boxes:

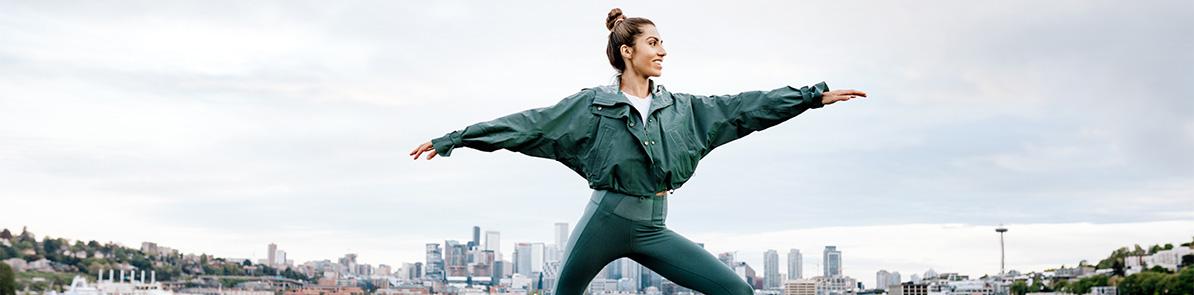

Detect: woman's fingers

[427,149,438,160]
[841,89,867,97]
[411,142,431,160]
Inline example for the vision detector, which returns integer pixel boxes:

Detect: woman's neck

[619,71,651,98]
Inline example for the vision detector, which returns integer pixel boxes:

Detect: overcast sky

[2,0,1192,289]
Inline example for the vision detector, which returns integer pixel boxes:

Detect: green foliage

[0,262,15,295]
[1028,279,1051,293]
[1118,267,1194,295]
[1009,280,1029,295]
[1061,274,1108,294]
[280,267,310,282]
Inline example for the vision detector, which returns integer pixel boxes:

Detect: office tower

[764,249,780,289]
[718,252,736,266]
[484,230,501,260]
[267,243,277,267]
[426,243,444,281]
[514,242,546,276]
[788,249,803,279]
[444,240,469,277]
[340,253,358,275]
[474,226,481,247]
[274,249,287,267]
[554,222,570,260]
[823,246,841,277]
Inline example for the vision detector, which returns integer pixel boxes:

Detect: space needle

[996,225,1008,276]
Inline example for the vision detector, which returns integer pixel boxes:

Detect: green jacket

[431,79,829,197]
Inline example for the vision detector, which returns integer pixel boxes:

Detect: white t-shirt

[622,91,652,126]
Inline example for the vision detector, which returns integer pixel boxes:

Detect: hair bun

[605,8,625,31]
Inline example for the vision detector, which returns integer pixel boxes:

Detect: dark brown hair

[605,8,655,73]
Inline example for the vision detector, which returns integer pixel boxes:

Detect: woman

[410,8,866,295]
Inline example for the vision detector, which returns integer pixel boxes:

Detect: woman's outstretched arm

[411,89,595,161]
[679,81,866,154]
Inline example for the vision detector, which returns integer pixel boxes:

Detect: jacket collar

[592,77,674,111]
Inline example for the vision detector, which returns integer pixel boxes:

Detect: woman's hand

[410,141,439,160]
[821,89,868,106]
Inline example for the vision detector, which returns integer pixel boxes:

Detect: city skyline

[4,220,1193,290]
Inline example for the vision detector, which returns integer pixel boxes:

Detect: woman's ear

[620,44,633,60]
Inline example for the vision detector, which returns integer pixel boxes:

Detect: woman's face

[623,25,666,77]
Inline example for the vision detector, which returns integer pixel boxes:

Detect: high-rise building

[274,249,288,268]
[340,253,358,275]
[444,240,469,277]
[514,242,546,276]
[268,243,278,267]
[484,230,501,260]
[788,249,803,280]
[764,249,780,289]
[891,271,901,287]
[554,222,570,262]
[823,246,841,277]
[554,222,569,250]
[733,262,758,289]
[425,243,444,281]
[618,258,641,292]
[877,270,892,289]
[474,226,481,246]
[718,252,736,266]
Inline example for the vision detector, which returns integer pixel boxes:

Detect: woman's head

[605,8,665,78]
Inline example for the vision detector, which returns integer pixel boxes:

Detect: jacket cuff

[430,130,463,157]
[803,81,829,109]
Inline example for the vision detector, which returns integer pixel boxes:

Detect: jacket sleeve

[684,81,829,152]
[430,89,594,161]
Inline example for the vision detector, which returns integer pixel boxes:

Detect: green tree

[0,262,14,295]
[1063,274,1108,294]
[1009,280,1028,295]
[1174,267,1194,294]
[0,229,11,241]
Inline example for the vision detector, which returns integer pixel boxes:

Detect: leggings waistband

[590,190,667,222]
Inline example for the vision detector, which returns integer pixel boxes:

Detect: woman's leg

[553,191,637,295]
[628,196,755,295]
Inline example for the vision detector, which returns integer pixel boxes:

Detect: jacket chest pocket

[584,105,630,179]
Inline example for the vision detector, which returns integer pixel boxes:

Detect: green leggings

[553,190,754,295]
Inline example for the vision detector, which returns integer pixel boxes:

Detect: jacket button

[597,106,603,110]
[629,122,635,127]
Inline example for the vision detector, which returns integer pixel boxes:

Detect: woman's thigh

[553,192,639,295]
[629,228,754,295]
